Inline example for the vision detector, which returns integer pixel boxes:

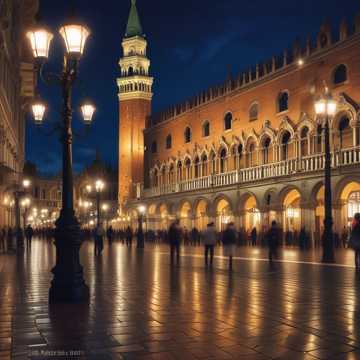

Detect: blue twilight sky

[25,0,359,175]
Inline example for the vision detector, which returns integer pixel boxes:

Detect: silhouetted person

[266,220,280,268]
[0,228,5,252]
[299,227,306,250]
[125,226,133,247]
[7,227,13,252]
[203,222,216,267]
[107,226,114,246]
[168,220,181,265]
[222,222,237,271]
[95,224,105,256]
[25,224,34,248]
[342,226,348,248]
[251,227,257,246]
[350,213,360,269]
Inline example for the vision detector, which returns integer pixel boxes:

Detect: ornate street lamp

[26,18,95,303]
[314,90,337,263]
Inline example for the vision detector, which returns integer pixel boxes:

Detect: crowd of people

[2,215,360,269]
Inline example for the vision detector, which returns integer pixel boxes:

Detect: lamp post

[314,90,337,263]
[137,205,146,248]
[26,20,96,303]
[21,197,31,230]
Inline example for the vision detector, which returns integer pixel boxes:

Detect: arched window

[202,121,210,137]
[161,167,166,185]
[210,152,216,174]
[177,161,183,181]
[169,164,175,184]
[249,103,259,121]
[339,116,351,149]
[277,91,289,113]
[220,148,227,173]
[153,169,158,187]
[185,158,191,179]
[128,66,134,76]
[262,137,271,164]
[151,141,157,154]
[166,134,172,149]
[201,155,208,177]
[300,126,309,157]
[194,157,200,178]
[281,131,291,160]
[248,143,256,167]
[224,112,232,130]
[184,127,191,143]
[333,64,347,85]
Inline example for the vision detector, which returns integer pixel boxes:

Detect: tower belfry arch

[117,0,154,213]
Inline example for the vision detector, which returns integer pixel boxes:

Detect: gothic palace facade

[117,1,360,243]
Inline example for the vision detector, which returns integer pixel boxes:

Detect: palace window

[185,158,191,179]
[249,102,259,121]
[281,131,291,160]
[169,164,175,184]
[184,127,191,143]
[220,148,227,173]
[151,141,157,153]
[300,126,309,157]
[194,157,200,178]
[277,91,289,113]
[201,155,208,176]
[262,137,271,164]
[224,112,232,131]
[166,134,172,149]
[177,161,182,181]
[202,121,210,137]
[333,64,347,85]
[339,116,351,149]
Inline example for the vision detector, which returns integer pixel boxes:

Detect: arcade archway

[216,198,233,231]
[179,201,192,230]
[243,195,260,232]
[194,199,209,231]
[282,189,301,233]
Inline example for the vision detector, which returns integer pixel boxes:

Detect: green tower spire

[125,0,143,38]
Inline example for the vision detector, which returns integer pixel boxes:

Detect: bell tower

[117,0,153,212]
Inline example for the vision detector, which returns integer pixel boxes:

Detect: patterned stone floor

[1,240,360,359]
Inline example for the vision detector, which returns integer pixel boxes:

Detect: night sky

[25,0,359,175]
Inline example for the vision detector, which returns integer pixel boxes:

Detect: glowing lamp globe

[59,23,90,58]
[314,98,326,115]
[81,102,96,124]
[95,180,105,192]
[31,98,47,124]
[26,27,54,59]
[327,99,337,116]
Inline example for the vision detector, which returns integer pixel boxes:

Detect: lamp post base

[321,231,335,264]
[49,210,90,304]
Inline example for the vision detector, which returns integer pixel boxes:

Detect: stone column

[332,201,344,235]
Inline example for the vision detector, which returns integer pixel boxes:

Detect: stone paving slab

[1,240,360,359]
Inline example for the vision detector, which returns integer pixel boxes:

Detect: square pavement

[1,240,360,359]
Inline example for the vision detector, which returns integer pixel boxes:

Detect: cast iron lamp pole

[315,90,337,263]
[26,21,96,303]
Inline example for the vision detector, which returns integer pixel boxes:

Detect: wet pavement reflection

[1,240,360,359]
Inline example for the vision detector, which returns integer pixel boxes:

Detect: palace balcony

[140,145,360,199]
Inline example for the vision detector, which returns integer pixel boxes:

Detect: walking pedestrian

[0,228,5,252]
[222,222,237,271]
[106,225,114,246]
[349,213,360,269]
[341,226,348,248]
[7,227,13,252]
[168,219,182,265]
[125,226,133,247]
[203,222,216,267]
[25,224,34,249]
[251,227,257,246]
[266,220,280,268]
[94,224,105,256]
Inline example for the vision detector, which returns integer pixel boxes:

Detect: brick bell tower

[117,0,153,213]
